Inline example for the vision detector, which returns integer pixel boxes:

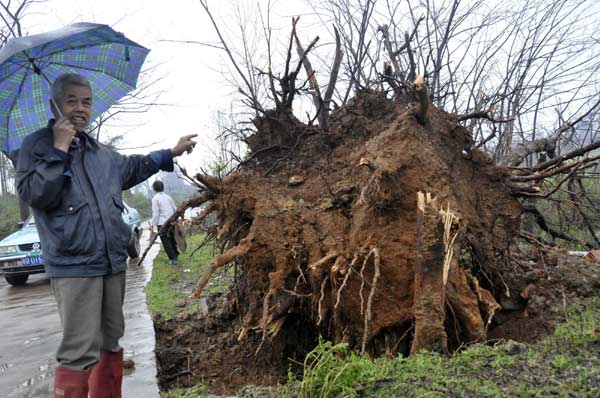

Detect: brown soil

[154,90,600,394]
[488,250,600,343]
[155,293,316,393]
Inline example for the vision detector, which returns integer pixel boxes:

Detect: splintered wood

[414,76,430,125]
[411,192,459,354]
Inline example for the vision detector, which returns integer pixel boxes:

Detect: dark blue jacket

[16,120,173,277]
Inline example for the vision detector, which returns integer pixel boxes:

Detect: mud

[488,249,600,343]
[155,293,317,394]
[0,230,160,397]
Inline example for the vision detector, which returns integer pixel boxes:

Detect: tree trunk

[411,193,448,354]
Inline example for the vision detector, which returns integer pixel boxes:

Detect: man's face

[53,84,92,132]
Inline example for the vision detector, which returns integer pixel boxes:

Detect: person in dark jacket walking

[16,73,197,398]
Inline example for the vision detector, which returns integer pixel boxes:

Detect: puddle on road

[23,337,41,345]
[0,362,14,372]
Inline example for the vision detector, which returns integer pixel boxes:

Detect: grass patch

[283,299,600,398]
[0,194,20,238]
[161,385,206,398]
[146,231,233,320]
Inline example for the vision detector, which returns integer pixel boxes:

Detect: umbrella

[0,22,149,152]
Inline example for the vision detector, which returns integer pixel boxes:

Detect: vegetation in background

[146,231,233,321]
[527,175,600,250]
[0,194,20,239]
[123,189,152,221]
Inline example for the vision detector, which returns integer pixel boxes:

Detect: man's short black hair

[152,180,164,192]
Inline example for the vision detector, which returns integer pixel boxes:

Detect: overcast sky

[18,0,314,171]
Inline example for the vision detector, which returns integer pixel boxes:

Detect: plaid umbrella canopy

[0,22,149,152]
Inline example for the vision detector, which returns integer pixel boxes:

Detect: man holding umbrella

[3,23,196,398]
[17,72,196,397]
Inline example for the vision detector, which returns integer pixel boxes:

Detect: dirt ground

[155,293,317,394]
[488,251,600,343]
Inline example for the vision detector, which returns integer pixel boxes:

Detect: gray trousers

[51,272,126,370]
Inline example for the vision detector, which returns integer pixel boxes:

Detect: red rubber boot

[54,367,90,398]
[88,349,123,398]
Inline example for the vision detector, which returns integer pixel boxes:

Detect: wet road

[0,231,160,397]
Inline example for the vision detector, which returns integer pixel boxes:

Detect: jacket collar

[47,119,99,151]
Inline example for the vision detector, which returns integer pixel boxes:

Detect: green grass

[146,231,233,320]
[0,194,20,238]
[282,299,600,398]
[160,385,206,398]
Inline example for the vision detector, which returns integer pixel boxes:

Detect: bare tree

[181,0,600,261]
[299,0,600,247]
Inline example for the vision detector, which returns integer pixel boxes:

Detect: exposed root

[317,275,329,326]
[361,247,381,354]
[193,233,254,298]
[413,76,429,125]
[357,174,378,207]
[358,255,368,316]
[412,192,458,353]
[308,252,339,271]
[194,173,223,194]
[467,273,501,329]
[255,290,274,355]
[440,205,460,286]
[333,255,354,310]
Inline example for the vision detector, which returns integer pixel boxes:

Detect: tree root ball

[198,90,522,356]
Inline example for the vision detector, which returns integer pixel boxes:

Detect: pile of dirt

[488,250,600,342]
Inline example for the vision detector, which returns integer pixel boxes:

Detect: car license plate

[22,256,44,266]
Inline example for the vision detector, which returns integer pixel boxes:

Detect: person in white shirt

[151,180,179,264]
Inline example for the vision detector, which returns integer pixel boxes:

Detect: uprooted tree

[155,0,600,357]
